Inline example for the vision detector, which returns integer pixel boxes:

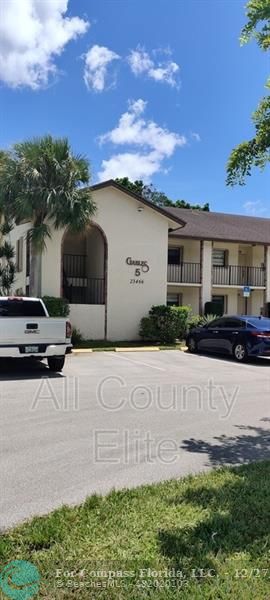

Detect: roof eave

[91,180,186,229]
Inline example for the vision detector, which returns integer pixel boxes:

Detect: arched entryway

[62,224,107,306]
[61,224,107,339]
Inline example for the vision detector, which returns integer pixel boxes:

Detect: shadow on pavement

[180,423,270,467]
[0,358,63,380]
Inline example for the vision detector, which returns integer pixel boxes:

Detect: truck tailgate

[0,318,66,345]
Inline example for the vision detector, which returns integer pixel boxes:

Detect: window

[222,318,245,329]
[212,249,228,267]
[212,295,227,314]
[0,299,46,317]
[16,237,24,272]
[208,318,227,329]
[168,247,183,265]
[167,293,182,307]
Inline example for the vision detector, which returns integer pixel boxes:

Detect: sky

[0,0,269,215]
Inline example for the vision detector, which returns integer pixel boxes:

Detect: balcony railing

[167,262,201,284]
[63,254,105,304]
[213,265,265,287]
[63,277,105,305]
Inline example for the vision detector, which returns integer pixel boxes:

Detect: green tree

[0,136,95,297]
[115,177,209,210]
[0,239,16,295]
[227,0,270,185]
[0,152,16,295]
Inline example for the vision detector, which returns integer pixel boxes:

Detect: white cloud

[84,44,120,92]
[127,46,180,88]
[98,151,162,181]
[0,0,89,89]
[98,98,186,181]
[243,201,268,216]
[191,132,201,142]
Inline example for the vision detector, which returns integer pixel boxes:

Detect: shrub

[171,305,192,338]
[71,327,83,345]
[187,314,204,331]
[140,305,183,344]
[42,296,70,318]
[200,313,219,326]
[187,313,219,332]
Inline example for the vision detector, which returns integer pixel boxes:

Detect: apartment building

[166,208,269,317]
[10,180,270,340]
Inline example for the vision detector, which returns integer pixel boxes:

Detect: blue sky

[0,0,269,215]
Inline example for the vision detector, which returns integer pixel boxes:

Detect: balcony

[63,254,105,304]
[213,265,265,287]
[167,262,201,284]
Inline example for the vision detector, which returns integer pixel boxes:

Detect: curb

[72,348,93,354]
[115,346,160,352]
[72,346,187,354]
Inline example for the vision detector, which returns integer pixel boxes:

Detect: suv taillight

[66,321,72,339]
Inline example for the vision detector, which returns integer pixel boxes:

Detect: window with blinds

[167,293,183,307]
[212,249,227,267]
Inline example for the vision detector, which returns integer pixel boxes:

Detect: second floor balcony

[167,262,201,284]
[167,261,265,287]
[212,265,265,287]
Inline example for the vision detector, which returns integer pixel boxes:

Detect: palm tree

[0,136,95,296]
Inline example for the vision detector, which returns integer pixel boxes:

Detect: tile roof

[167,208,270,245]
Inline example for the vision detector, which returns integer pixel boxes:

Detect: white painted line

[108,352,166,372]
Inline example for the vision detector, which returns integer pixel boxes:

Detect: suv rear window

[0,300,46,317]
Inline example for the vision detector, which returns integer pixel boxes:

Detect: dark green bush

[171,305,192,338]
[140,305,185,344]
[42,296,70,318]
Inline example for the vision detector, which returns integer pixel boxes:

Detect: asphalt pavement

[1,350,270,529]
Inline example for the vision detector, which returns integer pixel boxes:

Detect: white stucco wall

[69,305,105,339]
[93,187,170,340]
[41,228,63,297]
[39,186,173,340]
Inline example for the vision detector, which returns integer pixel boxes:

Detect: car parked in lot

[186,315,270,362]
[0,296,71,371]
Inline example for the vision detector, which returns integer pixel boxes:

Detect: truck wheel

[47,356,65,372]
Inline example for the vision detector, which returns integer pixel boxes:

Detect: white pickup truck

[0,297,72,372]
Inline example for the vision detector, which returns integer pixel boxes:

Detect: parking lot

[1,349,270,529]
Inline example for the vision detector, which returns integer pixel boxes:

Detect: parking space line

[108,352,166,372]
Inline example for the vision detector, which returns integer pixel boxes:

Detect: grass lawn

[1,462,270,599]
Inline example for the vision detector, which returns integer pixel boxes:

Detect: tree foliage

[0,136,95,295]
[115,177,210,211]
[227,0,270,185]
[0,136,95,251]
